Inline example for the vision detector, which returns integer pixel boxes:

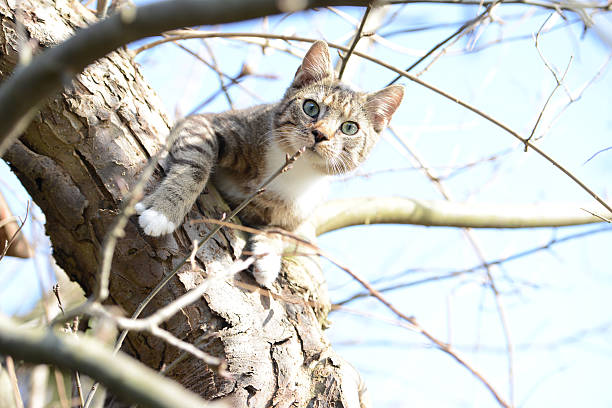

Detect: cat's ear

[292,41,334,89]
[366,85,404,132]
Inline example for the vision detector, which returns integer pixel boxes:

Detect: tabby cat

[136,41,404,287]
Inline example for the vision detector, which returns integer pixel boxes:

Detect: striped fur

[137,41,404,286]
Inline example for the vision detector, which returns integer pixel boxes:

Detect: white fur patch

[138,208,177,237]
[264,144,330,220]
[134,202,146,214]
[252,255,281,288]
[251,240,281,288]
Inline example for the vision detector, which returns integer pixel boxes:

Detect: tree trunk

[0,0,368,406]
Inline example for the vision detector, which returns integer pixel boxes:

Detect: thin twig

[187,77,247,114]
[543,52,612,137]
[96,0,109,18]
[5,356,24,408]
[336,147,511,181]
[327,6,423,56]
[338,5,372,80]
[54,368,70,408]
[201,40,234,109]
[388,3,498,83]
[451,17,581,55]
[525,13,573,150]
[524,56,571,149]
[0,202,29,262]
[580,208,611,223]
[74,370,85,408]
[387,0,611,12]
[170,41,269,113]
[53,284,85,408]
[29,364,49,408]
[160,332,220,376]
[583,146,612,164]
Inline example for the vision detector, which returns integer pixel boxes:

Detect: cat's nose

[312,129,329,143]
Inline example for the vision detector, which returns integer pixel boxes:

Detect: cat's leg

[248,227,316,288]
[137,116,218,236]
[248,229,286,288]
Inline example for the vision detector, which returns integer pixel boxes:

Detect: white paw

[134,202,146,214]
[138,208,177,237]
[251,242,281,288]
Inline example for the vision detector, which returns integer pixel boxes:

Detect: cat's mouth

[299,142,324,160]
[308,142,334,164]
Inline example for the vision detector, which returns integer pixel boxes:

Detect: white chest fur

[264,144,330,219]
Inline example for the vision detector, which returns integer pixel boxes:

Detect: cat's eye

[303,100,320,118]
[341,121,359,135]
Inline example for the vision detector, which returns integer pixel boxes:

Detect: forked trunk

[0,0,368,406]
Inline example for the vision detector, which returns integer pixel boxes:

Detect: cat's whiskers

[137,40,403,288]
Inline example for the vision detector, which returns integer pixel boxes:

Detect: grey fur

[137,41,404,286]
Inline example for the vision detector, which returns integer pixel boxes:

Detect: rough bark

[0,1,367,407]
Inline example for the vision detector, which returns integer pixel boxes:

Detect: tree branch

[0,316,225,408]
[313,197,610,235]
[388,0,611,11]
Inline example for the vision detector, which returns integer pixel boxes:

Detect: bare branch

[338,5,372,79]
[543,52,612,136]
[5,356,23,408]
[525,14,573,149]
[584,146,612,164]
[0,202,29,262]
[388,0,612,12]
[0,193,31,259]
[0,316,226,408]
[388,2,499,84]
[313,197,610,235]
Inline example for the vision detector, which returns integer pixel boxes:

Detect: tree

[0,0,610,407]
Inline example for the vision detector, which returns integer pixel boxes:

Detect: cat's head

[273,40,404,175]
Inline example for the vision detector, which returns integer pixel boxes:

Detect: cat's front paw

[251,241,281,288]
[135,204,177,237]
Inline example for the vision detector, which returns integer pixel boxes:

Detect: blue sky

[1,3,611,407]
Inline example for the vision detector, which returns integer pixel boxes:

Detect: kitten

[136,41,404,287]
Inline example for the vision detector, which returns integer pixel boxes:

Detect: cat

[135,41,404,287]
